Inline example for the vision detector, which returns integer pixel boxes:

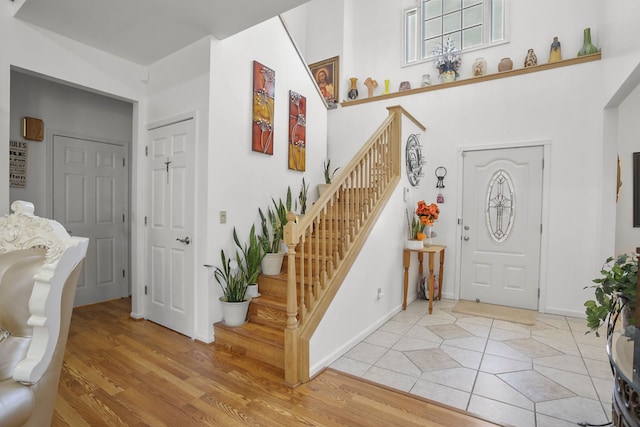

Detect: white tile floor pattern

[330,299,612,427]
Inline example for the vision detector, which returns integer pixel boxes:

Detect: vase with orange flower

[416,200,439,246]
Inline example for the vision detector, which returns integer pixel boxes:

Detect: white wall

[0,2,147,214]
[9,71,133,216]
[207,17,328,340]
[615,84,640,255]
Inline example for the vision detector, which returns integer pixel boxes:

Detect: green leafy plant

[323,159,339,184]
[299,177,309,214]
[233,225,264,284]
[258,207,282,254]
[584,253,638,336]
[213,249,247,302]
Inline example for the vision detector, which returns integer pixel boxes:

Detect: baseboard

[542,306,586,319]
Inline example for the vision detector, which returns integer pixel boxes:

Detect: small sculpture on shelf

[548,37,562,63]
[421,74,432,87]
[524,49,537,67]
[472,58,487,76]
[399,81,411,92]
[364,77,378,98]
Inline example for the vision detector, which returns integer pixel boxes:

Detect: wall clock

[405,134,424,186]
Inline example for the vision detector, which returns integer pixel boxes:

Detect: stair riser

[248,303,287,329]
[215,327,284,370]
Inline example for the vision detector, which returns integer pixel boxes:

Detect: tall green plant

[258,207,282,254]
[233,225,264,284]
[213,249,247,302]
[323,159,339,184]
[299,177,309,214]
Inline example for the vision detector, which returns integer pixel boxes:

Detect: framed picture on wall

[309,56,339,105]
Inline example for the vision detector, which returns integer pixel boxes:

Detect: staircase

[214,106,425,386]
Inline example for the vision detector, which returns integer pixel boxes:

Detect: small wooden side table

[403,245,446,314]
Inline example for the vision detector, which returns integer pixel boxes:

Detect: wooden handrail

[282,106,425,385]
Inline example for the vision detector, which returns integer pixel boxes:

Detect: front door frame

[454,140,551,312]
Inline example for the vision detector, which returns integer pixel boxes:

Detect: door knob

[176,237,190,245]
[463,236,470,241]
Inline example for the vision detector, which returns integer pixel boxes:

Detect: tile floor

[330,299,613,427]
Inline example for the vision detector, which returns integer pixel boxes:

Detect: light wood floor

[53,298,499,426]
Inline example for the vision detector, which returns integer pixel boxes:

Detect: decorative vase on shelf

[421,74,432,87]
[384,79,390,94]
[348,77,358,100]
[472,58,487,76]
[524,49,537,67]
[498,57,513,72]
[578,27,599,56]
[548,36,562,63]
[440,70,456,83]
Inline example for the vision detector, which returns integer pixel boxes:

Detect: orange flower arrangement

[416,200,439,226]
[407,201,440,241]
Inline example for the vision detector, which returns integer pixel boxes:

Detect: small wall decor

[405,134,425,187]
[10,140,27,188]
[399,81,411,92]
[309,56,339,105]
[252,61,275,155]
[22,117,43,141]
[435,166,447,203]
[524,49,538,67]
[288,91,306,171]
[348,77,358,100]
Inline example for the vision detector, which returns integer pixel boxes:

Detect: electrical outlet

[220,211,227,224]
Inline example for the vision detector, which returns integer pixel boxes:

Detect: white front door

[460,146,543,310]
[146,119,195,337]
[52,135,129,306]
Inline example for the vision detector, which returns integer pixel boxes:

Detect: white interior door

[460,146,543,310]
[147,119,195,337]
[53,135,128,306]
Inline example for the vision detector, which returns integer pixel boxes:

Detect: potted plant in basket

[318,159,339,196]
[584,253,638,336]
[433,37,461,83]
[213,249,249,326]
[233,225,264,298]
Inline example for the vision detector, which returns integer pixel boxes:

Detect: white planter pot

[318,183,330,197]
[406,239,424,250]
[261,252,285,275]
[246,283,259,298]
[219,298,250,327]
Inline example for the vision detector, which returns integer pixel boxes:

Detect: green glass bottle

[578,27,599,56]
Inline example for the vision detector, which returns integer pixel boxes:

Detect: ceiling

[14,0,308,66]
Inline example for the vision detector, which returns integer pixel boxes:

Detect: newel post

[283,211,300,385]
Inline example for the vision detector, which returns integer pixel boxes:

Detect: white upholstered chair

[0,201,88,427]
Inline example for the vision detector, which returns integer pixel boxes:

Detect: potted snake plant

[212,248,249,326]
[234,225,264,298]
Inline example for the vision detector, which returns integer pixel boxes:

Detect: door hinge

[145,285,148,295]
[540,223,543,234]
[538,288,540,298]
[123,214,125,223]
[123,158,126,167]
[123,269,125,278]
[145,146,149,156]
[542,158,544,169]
[144,216,148,226]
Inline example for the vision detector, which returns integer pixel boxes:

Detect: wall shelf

[340,52,601,108]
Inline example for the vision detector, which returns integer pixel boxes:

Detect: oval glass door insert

[485,170,515,242]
